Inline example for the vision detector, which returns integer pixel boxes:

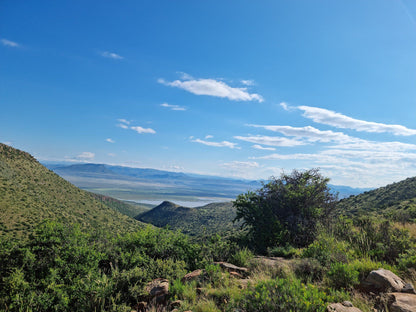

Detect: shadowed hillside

[136,200,239,236]
[0,143,143,240]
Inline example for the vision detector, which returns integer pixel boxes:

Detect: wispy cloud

[131,126,156,134]
[252,144,276,151]
[222,161,260,169]
[101,51,124,59]
[117,119,156,134]
[117,119,130,125]
[284,104,416,136]
[158,74,264,102]
[248,124,359,143]
[106,138,115,143]
[77,152,95,160]
[234,135,305,147]
[160,102,186,111]
[191,137,240,149]
[240,79,255,86]
[205,135,214,139]
[1,38,19,47]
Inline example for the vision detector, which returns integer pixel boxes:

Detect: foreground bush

[235,277,346,312]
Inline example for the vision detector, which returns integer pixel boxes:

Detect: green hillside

[336,176,416,221]
[136,200,240,236]
[0,143,143,240]
[89,192,151,218]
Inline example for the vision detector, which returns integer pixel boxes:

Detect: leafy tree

[233,169,337,252]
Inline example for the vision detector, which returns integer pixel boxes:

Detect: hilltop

[336,176,416,220]
[136,200,239,236]
[0,143,143,240]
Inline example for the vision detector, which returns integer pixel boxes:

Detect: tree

[233,169,337,252]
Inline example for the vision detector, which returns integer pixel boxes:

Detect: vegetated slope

[136,200,239,236]
[89,192,151,218]
[336,176,416,220]
[0,143,143,240]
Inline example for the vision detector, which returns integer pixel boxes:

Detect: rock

[146,278,169,298]
[402,283,416,294]
[361,268,406,293]
[170,300,182,309]
[132,301,147,312]
[229,271,244,279]
[181,269,204,283]
[214,262,248,275]
[327,302,362,312]
[387,293,416,312]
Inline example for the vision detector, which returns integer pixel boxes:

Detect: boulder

[361,269,406,293]
[214,262,248,276]
[387,293,416,312]
[229,271,244,279]
[327,301,362,312]
[402,283,416,294]
[181,269,204,283]
[146,278,169,298]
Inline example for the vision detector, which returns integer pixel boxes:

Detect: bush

[235,277,345,312]
[230,247,253,267]
[267,244,300,258]
[326,262,359,290]
[293,258,325,283]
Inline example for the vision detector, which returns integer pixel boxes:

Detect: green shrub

[230,247,253,267]
[267,244,300,258]
[293,258,325,283]
[236,277,344,312]
[326,262,359,290]
[302,233,353,267]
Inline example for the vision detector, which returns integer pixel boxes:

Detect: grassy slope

[89,192,151,218]
[0,143,143,240]
[136,200,240,236]
[336,176,416,218]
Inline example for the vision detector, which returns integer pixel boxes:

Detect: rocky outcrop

[214,262,248,276]
[361,269,406,293]
[181,269,204,283]
[145,278,169,306]
[387,292,416,312]
[327,301,362,312]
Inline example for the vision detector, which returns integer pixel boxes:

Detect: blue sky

[1,0,416,187]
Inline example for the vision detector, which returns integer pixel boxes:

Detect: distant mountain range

[43,162,371,202]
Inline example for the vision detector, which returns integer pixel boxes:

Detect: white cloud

[252,144,276,151]
[191,138,240,149]
[222,161,260,169]
[159,75,264,102]
[205,135,214,139]
[160,102,186,111]
[77,152,95,160]
[131,126,156,134]
[248,124,359,143]
[280,102,289,111]
[117,123,129,129]
[106,138,115,143]
[234,135,305,147]
[295,105,416,136]
[101,51,124,59]
[117,119,130,125]
[240,79,255,86]
[1,39,19,47]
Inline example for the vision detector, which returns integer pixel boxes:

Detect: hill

[136,200,239,236]
[336,176,416,220]
[0,143,143,240]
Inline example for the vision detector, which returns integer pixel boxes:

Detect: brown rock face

[326,302,363,312]
[213,262,249,275]
[361,269,406,293]
[181,269,204,283]
[387,292,416,312]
